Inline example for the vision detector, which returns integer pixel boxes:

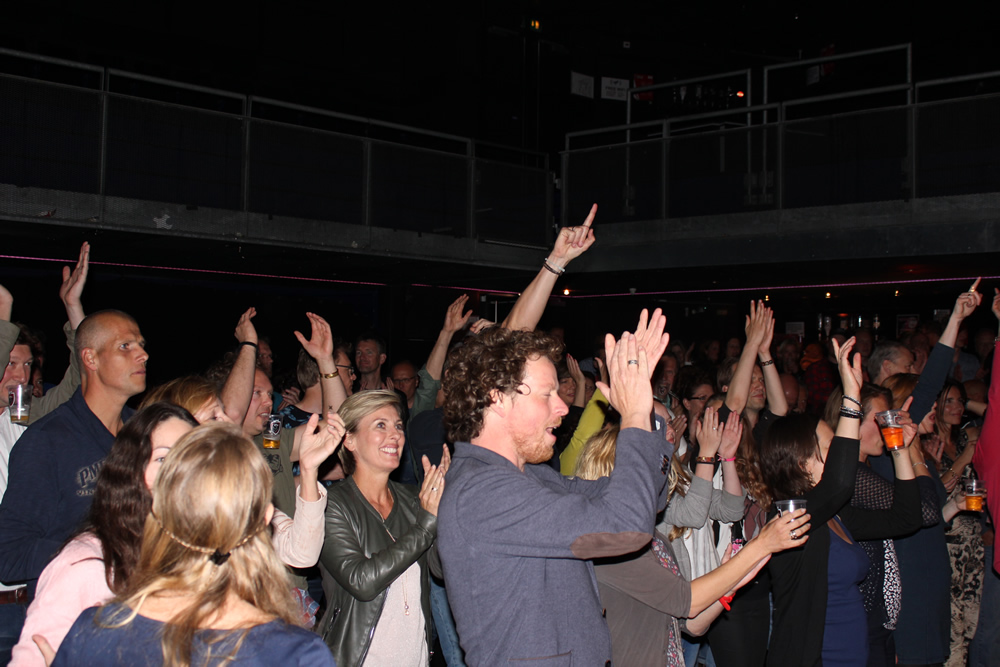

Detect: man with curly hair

[437,309,672,666]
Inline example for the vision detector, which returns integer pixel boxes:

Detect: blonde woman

[50,423,334,667]
[318,390,448,667]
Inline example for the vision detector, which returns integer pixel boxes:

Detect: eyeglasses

[392,376,416,383]
[689,395,711,402]
[336,364,357,376]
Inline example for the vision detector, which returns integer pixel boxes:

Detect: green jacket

[318,477,436,667]
[1,320,81,423]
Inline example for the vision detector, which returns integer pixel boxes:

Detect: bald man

[0,309,147,596]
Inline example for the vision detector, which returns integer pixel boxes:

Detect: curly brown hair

[443,326,563,443]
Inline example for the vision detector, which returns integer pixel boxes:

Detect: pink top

[11,533,111,667]
[972,339,1000,572]
[271,483,327,568]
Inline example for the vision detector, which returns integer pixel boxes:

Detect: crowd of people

[0,206,998,667]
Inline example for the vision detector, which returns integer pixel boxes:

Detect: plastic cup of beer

[874,410,906,451]
[775,499,807,516]
[262,415,282,449]
[8,384,31,424]
[966,479,986,512]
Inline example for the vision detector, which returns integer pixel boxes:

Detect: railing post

[467,139,476,240]
[777,104,785,210]
[661,120,669,220]
[98,69,109,223]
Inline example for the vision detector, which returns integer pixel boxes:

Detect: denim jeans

[0,600,27,666]
[430,577,465,666]
[683,635,716,667]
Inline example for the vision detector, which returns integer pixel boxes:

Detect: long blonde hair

[103,423,300,667]
[574,424,691,541]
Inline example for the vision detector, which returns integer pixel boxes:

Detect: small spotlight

[736,91,745,98]
[895,290,899,297]
[529,19,541,31]
[563,288,570,296]
[764,294,769,302]
[825,292,831,299]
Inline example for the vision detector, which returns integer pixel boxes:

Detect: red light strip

[0,254,386,287]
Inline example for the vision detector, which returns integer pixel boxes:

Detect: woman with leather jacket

[318,390,449,667]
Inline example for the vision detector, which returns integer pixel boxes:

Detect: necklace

[382,524,410,616]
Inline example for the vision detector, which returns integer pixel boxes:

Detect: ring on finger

[790,529,797,539]
[627,359,639,365]
[431,486,438,491]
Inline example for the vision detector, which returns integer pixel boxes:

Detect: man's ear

[378,353,387,367]
[487,388,507,418]
[81,348,98,372]
[721,384,730,394]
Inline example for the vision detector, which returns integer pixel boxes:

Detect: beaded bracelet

[839,406,863,419]
[760,359,775,367]
[542,258,565,275]
[695,456,715,464]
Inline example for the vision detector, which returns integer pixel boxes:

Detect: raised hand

[630,308,670,378]
[234,307,258,345]
[758,305,775,357]
[299,412,344,477]
[898,396,918,449]
[669,413,687,442]
[293,312,333,362]
[59,241,89,328]
[832,336,863,399]
[952,278,982,321]
[718,410,744,459]
[694,406,723,458]
[597,332,653,431]
[744,300,770,352]
[443,294,473,334]
[419,455,447,516]
[548,204,597,268]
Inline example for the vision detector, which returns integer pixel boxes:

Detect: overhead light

[563,288,570,296]
[825,292,831,299]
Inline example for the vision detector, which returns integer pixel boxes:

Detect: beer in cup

[966,479,986,512]
[874,410,906,451]
[8,384,31,425]
[262,415,282,449]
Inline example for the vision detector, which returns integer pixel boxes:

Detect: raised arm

[34,246,90,418]
[757,307,788,416]
[294,312,347,414]
[220,307,259,424]
[58,243,89,330]
[939,278,981,349]
[725,301,769,415]
[426,294,472,381]
[501,204,597,331]
[271,413,345,568]
[567,354,587,409]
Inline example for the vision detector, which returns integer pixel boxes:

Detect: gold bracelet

[322,370,339,379]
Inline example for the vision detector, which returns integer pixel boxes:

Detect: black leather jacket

[318,477,436,667]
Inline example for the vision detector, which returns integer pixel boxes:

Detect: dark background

[3,1,999,390]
